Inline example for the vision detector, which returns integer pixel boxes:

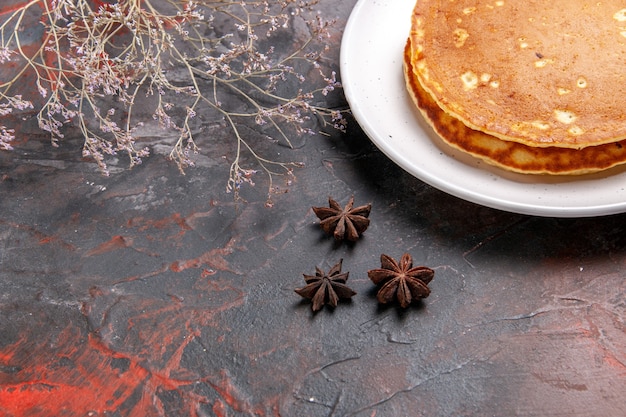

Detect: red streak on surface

[91,0,113,10]
[252,399,282,417]
[0,220,76,251]
[130,213,192,232]
[128,213,194,243]
[37,234,76,250]
[212,399,227,417]
[201,268,217,277]
[576,316,626,371]
[170,237,238,273]
[0,1,44,16]
[0,328,152,416]
[84,235,132,256]
[207,370,249,413]
[603,354,626,371]
[0,317,245,416]
[150,213,192,231]
[0,287,256,416]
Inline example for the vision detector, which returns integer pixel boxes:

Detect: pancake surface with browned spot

[409,0,626,148]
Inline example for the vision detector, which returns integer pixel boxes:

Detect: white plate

[340,0,626,217]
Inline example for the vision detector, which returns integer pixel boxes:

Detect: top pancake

[410,0,626,148]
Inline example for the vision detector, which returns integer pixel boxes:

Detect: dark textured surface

[1,1,626,416]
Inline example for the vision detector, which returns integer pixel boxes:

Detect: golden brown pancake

[404,40,626,175]
[409,0,626,148]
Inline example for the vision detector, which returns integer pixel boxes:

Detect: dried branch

[0,0,347,205]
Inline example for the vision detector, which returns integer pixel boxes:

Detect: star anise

[295,259,356,311]
[312,196,371,242]
[368,253,434,308]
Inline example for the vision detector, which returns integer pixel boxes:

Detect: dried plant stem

[0,0,346,204]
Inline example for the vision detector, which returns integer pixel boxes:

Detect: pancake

[404,40,626,175]
[409,0,626,148]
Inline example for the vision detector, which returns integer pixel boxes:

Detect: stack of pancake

[404,0,626,175]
